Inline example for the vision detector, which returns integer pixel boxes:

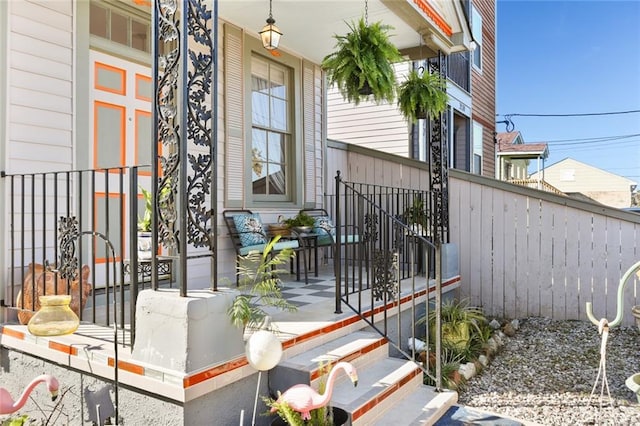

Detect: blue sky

[496,0,640,181]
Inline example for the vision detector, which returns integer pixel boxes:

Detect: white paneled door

[89,50,153,273]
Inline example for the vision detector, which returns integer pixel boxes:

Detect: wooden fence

[450,170,640,326]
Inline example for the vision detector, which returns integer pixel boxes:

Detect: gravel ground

[458,317,640,426]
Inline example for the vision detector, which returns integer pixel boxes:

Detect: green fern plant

[227,236,298,333]
[321,17,403,105]
[397,68,448,123]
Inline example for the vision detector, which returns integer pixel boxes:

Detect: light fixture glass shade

[260,19,282,50]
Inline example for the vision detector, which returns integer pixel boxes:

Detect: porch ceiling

[219,0,472,64]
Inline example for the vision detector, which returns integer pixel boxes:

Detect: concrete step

[371,386,458,425]
[270,331,388,393]
[330,357,424,426]
[271,329,457,426]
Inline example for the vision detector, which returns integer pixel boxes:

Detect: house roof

[496,131,549,158]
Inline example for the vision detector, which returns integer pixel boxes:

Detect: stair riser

[309,339,388,388]
[351,368,423,426]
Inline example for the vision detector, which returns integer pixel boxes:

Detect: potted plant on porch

[397,68,448,123]
[226,236,298,334]
[282,211,316,234]
[137,186,154,260]
[321,17,402,105]
[137,182,173,260]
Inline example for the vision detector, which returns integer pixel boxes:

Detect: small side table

[293,232,319,283]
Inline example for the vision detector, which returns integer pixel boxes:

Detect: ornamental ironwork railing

[2,166,165,346]
[330,172,447,389]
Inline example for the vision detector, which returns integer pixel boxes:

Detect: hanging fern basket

[358,80,373,96]
[397,68,448,123]
[322,17,402,105]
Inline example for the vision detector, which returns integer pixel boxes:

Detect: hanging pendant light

[259,0,282,50]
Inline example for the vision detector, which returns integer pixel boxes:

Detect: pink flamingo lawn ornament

[0,374,59,414]
[271,361,358,420]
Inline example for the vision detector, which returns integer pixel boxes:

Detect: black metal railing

[2,165,162,346]
[331,172,444,389]
[440,52,470,92]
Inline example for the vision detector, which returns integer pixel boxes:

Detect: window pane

[131,20,149,52]
[267,163,286,195]
[473,154,482,175]
[251,91,270,126]
[471,6,482,44]
[270,67,287,99]
[267,132,284,164]
[473,46,481,68]
[252,74,269,94]
[252,129,267,194]
[252,58,269,82]
[90,4,108,38]
[111,11,128,46]
[271,98,287,130]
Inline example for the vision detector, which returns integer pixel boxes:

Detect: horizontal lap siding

[7,0,74,174]
[327,62,410,158]
[451,170,640,325]
[471,0,496,178]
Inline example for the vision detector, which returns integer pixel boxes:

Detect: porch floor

[76,260,435,346]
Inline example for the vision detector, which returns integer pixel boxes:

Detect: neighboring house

[496,131,548,181]
[328,0,497,178]
[530,158,637,208]
[0,0,474,292]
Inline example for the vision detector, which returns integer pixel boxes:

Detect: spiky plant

[397,69,448,123]
[418,298,487,353]
[321,17,402,105]
[227,236,298,333]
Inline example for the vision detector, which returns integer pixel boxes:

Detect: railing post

[334,171,342,314]
[129,168,139,345]
[434,239,442,391]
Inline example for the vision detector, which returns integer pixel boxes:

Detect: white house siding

[6,0,74,174]
[2,1,74,297]
[327,62,411,158]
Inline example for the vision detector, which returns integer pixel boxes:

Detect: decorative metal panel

[428,52,449,244]
[153,0,215,255]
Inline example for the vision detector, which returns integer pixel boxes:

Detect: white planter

[138,231,153,260]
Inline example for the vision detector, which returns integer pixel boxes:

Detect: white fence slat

[492,188,506,318]
[605,218,622,322]
[514,194,529,316]
[550,204,567,319]
[479,184,494,314]
[591,215,608,322]
[527,197,543,317]
[564,206,580,320]
[577,213,595,321]
[503,194,528,318]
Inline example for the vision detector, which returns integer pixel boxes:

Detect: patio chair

[223,210,307,285]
